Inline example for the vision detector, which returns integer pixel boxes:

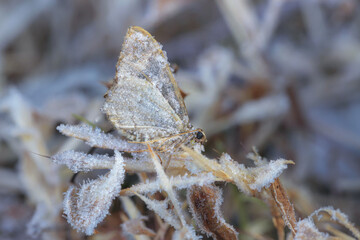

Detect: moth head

[194,129,206,144]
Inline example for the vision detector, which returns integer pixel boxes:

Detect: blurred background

[0,0,359,239]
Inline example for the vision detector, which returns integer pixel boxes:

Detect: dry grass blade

[265,192,285,240]
[269,178,297,236]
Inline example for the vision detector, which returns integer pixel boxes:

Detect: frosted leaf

[171,173,216,190]
[102,26,206,147]
[248,159,291,191]
[52,150,115,172]
[136,195,181,229]
[57,124,145,151]
[52,149,158,173]
[127,179,161,195]
[52,149,184,174]
[217,152,295,194]
[63,150,125,235]
[128,173,217,194]
[294,219,329,240]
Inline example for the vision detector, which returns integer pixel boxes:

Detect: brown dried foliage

[269,178,297,237]
[188,184,237,240]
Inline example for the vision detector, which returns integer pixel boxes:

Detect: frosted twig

[57,124,146,151]
[121,172,217,195]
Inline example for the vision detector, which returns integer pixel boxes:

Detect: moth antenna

[29,151,51,159]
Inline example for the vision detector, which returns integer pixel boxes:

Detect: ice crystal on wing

[102,78,182,141]
[63,151,125,235]
[57,124,145,151]
[103,26,193,143]
[119,28,186,119]
[52,150,115,172]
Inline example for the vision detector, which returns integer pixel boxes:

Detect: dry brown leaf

[187,184,237,240]
[269,178,297,236]
[266,192,285,240]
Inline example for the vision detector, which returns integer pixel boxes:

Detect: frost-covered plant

[53,122,294,238]
[52,26,359,240]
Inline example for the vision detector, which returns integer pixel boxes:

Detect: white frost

[52,150,114,172]
[136,195,181,229]
[57,124,145,151]
[248,159,290,192]
[129,173,217,194]
[294,218,329,240]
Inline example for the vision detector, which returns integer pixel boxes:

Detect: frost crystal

[294,219,329,240]
[136,195,181,229]
[128,173,216,194]
[63,151,125,235]
[248,159,290,191]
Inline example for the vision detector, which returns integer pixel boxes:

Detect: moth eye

[196,131,204,140]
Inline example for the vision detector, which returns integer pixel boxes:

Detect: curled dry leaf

[187,184,237,240]
[294,219,329,240]
[183,146,294,195]
[309,207,360,239]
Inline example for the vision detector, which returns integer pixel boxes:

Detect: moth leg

[157,135,184,153]
[163,134,192,170]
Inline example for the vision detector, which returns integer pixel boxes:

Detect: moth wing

[103,26,191,141]
[103,74,185,141]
